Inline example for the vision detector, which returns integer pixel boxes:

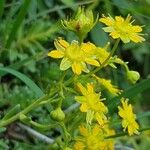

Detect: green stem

[0,95,49,127]
[78,34,85,45]
[105,127,150,139]
[29,120,57,130]
[64,74,76,86]
[59,122,71,145]
[59,71,67,98]
[86,39,120,77]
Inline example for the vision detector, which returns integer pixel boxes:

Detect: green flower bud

[50,107,65,122]
[62,7,98,39]
[127,70,140,84]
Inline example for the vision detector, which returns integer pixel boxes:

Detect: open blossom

[82,42,119,67]
[99,14,145,43]
[48,38,99,75]
[75,83,108,125]
[118,98,139,136]
[74,124,115,150]
[93,75,122,96]
[81,42,110,66]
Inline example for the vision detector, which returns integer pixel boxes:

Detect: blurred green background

[0,0,149,149]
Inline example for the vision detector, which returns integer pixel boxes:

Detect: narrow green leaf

[105,127,150,139]
[3,104,21,120]
[0,67,44,98]
[6,0,31,48]
[0,0,4,18]
[109,78,150,112]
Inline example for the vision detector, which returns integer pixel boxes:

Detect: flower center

[114,22,131,35]
[65,44,84,62]
[86,135,100,149]
[86,94,100,111]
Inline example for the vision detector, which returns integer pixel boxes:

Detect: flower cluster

[74,124,115,150]
[75,83,108,125]
[48,7,144,150]
[48,38,127,75]
[48,39,99,75]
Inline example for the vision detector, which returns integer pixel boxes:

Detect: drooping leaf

[0,67,44,98]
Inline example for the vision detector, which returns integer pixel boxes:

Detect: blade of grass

[109,78,150,112]
[0,67,44,98]
[0,0,4,18]
[6,0,31,48]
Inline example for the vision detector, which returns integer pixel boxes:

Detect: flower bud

[50,107,65,122]
[127,70,140,84]
[62,7,98,39]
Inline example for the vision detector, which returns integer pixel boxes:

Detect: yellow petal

[110,31,120,39]
[115,16,124,23]
[85,58,100,66]
[131,26,142,32]
[120,35,130,43]
[95,112,107,125]
[92,125,100,136]
[60,58,71,70]
[103,27,114,32]
[72,62,82,75]
[74,142,85,150]
[48,50,64,58]
[86,110,94,124]
[80,103,89,112]
[87,84,94,93]
[54,38,69,50]
[129,34,145,43]
[75,96,86,103]
[77,83,87,95]
[81,62,89,73]
[99,17,114,26]
[79,126,88,137]
[81,42,96,55]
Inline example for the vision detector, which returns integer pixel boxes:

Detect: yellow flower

[74,124,115,150]
[48,38,99,75]
[75,83,108,125]
[94,43,123,68]
[81,42,113,67]
[93,75,122,96]
[118,98,139,136]
[99,14,145,43]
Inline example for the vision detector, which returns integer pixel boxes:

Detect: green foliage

[0,0,149,149]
